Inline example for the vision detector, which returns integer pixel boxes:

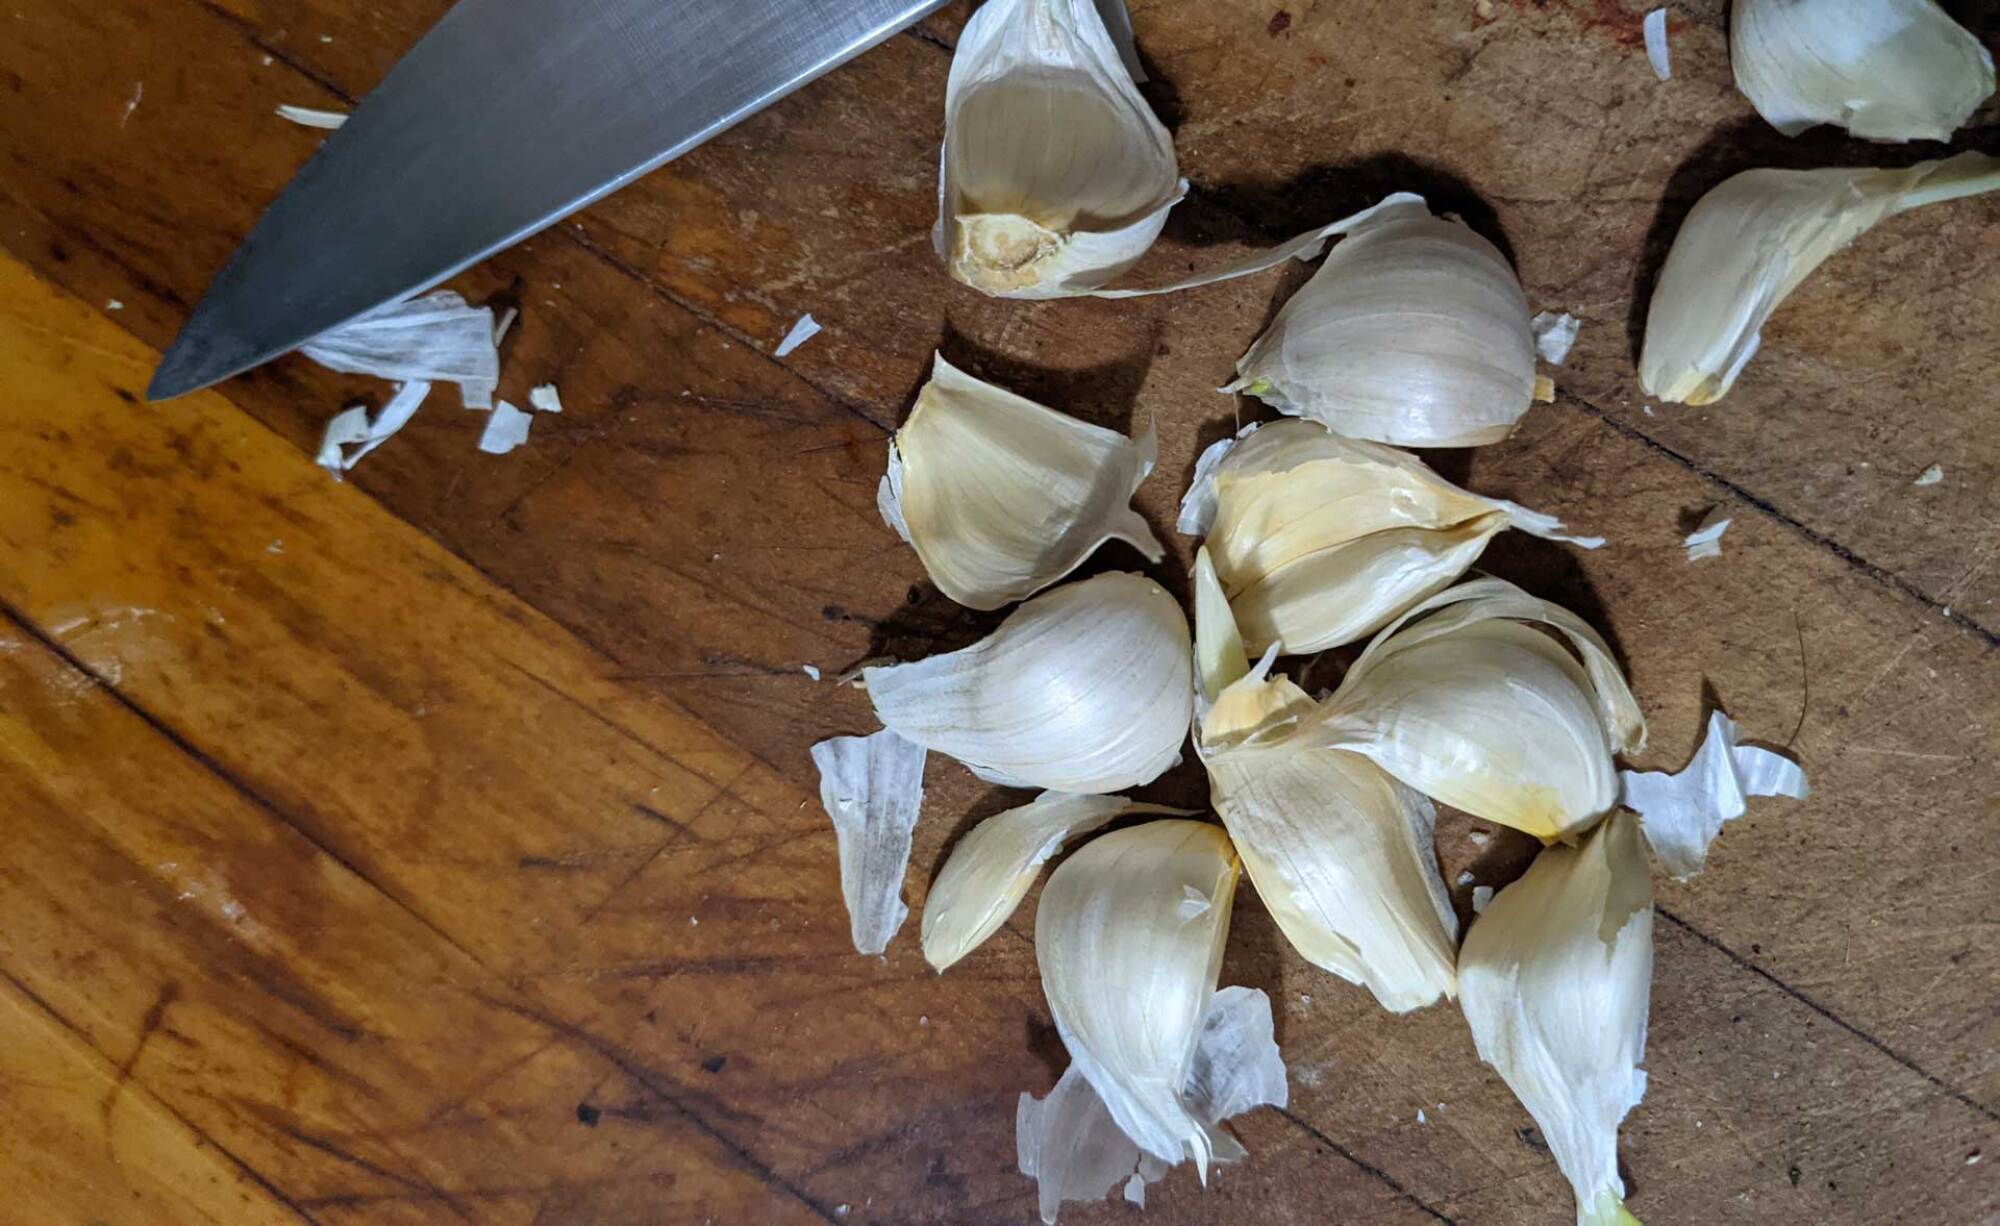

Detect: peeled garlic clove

[1226,196,1537,447]
[1320,578,1645,842]
[1037,819,1240,1176]
[865,572,1193,793]
[878,353,1163,610]
[1200,420,1599,654]
[922,791,1188,971]
[810,729,929,955]
[938,0,1184,297]
[1732,0,1995,143]
[1621,710,1807,880]
[1459,813,1653,1226]
[1640,152,2000,405]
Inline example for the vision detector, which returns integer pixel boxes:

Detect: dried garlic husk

[865,572,1192,792]
[1225,196,1537,447]
[1017,985,1285,1223]
[1193,549,1459,1012]
[1732,0,1995,143]
[1037,819,1240,1176]
[922,791,1188,971]
[1460,812,1653,1226]
[810,729,929,955]
[938,0,1184,296]
[879,353,1163,610]
[1640,152,2000,405]
[1317,577,1646,842]
[1196,419,1600,655]
[1621,710,1807,880]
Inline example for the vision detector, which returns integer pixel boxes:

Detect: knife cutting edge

[148,0,949,401]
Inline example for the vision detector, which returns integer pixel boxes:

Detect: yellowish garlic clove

[1459,812,1654,1226]
[1640,152,2000,405]
[879,353,1163,611]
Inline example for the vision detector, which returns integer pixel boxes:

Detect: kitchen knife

[148,0,949,401]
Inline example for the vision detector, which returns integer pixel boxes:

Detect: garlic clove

[1640,152,2000,405]
[1621,710,1807,880]
[1225,196,1538,447]
[879,353,1163,610]
[865,572,1193,793]
[1459,812,1653,1226]
[1036,819,1240,1177]
[921,791,1190,972]
[1200,420,1599,654]
[1732,0,1995,143]
[939,0,1183,297]
[809,729,929,955]
[1319,578,1645,842]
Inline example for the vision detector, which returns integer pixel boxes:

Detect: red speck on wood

[1268,10,1292,37]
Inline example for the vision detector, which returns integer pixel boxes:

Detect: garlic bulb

[879,353,1163,611]
[865,572,1192,793]
[922,791,1187,971]
[1036,819,1240,1176]
[1196,419,1600,655]
[1732,0,1995,143]
[1317,578,1646,842]
[1225,196,1538,447]
[1640,152,2000,405]
[938,0,1185,297]
[1193,548,1458,1012]
[1459,812,1653,1226]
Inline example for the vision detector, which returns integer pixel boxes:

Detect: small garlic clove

[1621,710,1807,880]
[1200,420,1599,654]
[1318,578,1645,842]
[810,729,929,955]
[879,353,1163,610]
[921,791,1190,971]
[1036,819,1240,1177]
[865,572,1193,793]
[1732,0,1995,143]
[939,0,1183,297]
[1459,812,1653,1226]
[1640,152,2000,405]
[1225,196,1537,447]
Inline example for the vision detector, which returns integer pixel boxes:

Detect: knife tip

[147,317,250,402]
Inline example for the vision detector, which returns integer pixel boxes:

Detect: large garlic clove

[939,0,1184,297]
[879,353,1163,611]
[921,791,1188,972]
[1459,812,1653,1226]
[1318,578,1646,842]
[1036,819,1240,1176]
[1732,0,1995,143]
[865,572,1193,793]
[1640,152,2000,405]
[809,729,929,955]
[1225,196,1537,447]
[1199,420,1598,654]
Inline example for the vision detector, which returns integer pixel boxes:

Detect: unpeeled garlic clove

[1196,419,1600,655]
[865,572,1193,793]
[1459,812,1653,1226]
[938,0,1184,297]
[1317,577,1646,842]
[1640,152,2000,405]
[1732,0,1995,143]
[921,791,1189,972]
[1036,819,1240,1176]
[1225,196,1537,447]
[878,353,1163,610]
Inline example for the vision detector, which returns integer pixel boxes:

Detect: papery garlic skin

[938,0,1184,297]
[922,792,1186,971]
[1226,197,1537,447]
[1317,578,1646,842]
[1460,812,1653,1226]
[809,729,929,956]
[880,353,1163,611]
[1201,420,1599,654]
[1733,0,1995,143]
[1640,152,2000,405]
[1036,819,1240,1177]
[866,572,1193,793]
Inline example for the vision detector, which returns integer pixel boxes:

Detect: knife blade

[148,0,948,401]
